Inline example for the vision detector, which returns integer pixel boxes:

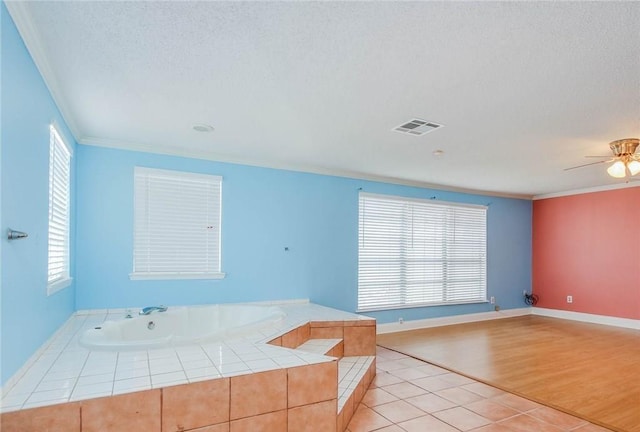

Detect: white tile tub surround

[0,301,374,413]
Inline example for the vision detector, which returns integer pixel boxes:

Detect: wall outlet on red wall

[567,295,573,303]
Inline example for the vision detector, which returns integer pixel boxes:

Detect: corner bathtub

[79,304,286,350]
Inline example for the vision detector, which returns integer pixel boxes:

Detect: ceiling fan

[565,138,640,179]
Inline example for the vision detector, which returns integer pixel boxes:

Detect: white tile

[4,378,40,395]
[88,352,118,362]
[49,360,85,373]
[76,372,114,386]
[273,356,306,367]
[178,352,209,363]
[117,351,148,362]
[147,349,178,360]
[217,361,250,376]
[220,369,252,378]
[0,393,29,409]
[22,397,69,410]
[228,344,261,355]
[208,353,242,366]
[42,370,80,382]
[258,345,294,357]
[71,381,113,399]
[69,391,112,402]
[149,356,181,367]
[175,346,205,356]
[150,362,183,375]
[83,357,117,367]
[199,342,225,352]
[239,351,268,361]
[245,358,278,372]
[185,366,222,382]
[35,377,77,392]
[116,359,149,370]
[115,367,150,380]
[55,352,88,362]
[80,365,116,376]
[151,371,187,387]
[0,404,23,414]
[25,388,73,404]
[181,358,213,370]
[113,376,151,394]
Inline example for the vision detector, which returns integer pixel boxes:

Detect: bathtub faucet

[139,305,168,315]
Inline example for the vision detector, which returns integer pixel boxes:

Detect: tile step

[337,355,375,413]
[295,338,343,358]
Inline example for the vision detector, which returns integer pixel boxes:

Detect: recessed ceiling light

[433,149,444,156]
[193,124,214,132]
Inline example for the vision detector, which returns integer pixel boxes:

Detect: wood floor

[376,315,640,432]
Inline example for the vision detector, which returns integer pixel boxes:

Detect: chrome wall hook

[7,229,28,240]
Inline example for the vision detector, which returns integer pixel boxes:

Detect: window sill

[357,299,488,313]
[129,272,226,281]
[47,277,73,296]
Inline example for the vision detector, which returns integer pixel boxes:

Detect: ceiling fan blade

[564,159,613,171]
[584,155,613,158]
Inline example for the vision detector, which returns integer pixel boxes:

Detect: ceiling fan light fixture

[628,160,640,176]
[607,160,627,178]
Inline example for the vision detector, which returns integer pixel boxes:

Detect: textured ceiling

[8,1,640,197]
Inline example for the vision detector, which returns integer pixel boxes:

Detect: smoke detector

[393,119,443,136]
[193,123,214,132]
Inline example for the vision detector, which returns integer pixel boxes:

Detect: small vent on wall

[393,119,443,136]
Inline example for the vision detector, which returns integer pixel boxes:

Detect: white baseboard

[376,308,531,334]
[532,307,640,330]
[377,307,640,335]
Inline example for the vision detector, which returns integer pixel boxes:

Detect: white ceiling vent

[393,119,443,136]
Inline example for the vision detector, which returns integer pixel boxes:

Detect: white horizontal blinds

[48,125,71,285]
[358,192,487,311]
[133,167,222,277]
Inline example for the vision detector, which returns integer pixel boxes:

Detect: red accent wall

[532,186,640,319]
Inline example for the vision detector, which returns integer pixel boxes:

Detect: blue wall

[76,145,532,323]
[1,4,77,385]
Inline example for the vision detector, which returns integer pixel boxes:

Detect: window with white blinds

[47,125,72,295]
[131,167,224,280]
[358,192,487,312]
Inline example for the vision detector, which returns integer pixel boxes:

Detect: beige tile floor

[346,347,613,432]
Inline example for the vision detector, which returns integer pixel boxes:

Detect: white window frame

[130,167,225,280]
[47,124,72,295]
[357,192,487,312]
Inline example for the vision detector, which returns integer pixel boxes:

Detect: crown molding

[5,1,81,141]
[533,181,640,200]
[79,136,533,200]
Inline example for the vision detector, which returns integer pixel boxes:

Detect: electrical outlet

[490,296,495,304]
[567,295,573,303]
[398,317,404,324]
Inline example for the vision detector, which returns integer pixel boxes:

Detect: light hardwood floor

[376,315,640,432]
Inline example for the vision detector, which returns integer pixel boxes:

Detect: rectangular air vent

[393,119,443,136]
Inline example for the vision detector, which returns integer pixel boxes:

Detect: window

[131,167,224,280]
[47,124,72,294]
[358,192,487,311]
